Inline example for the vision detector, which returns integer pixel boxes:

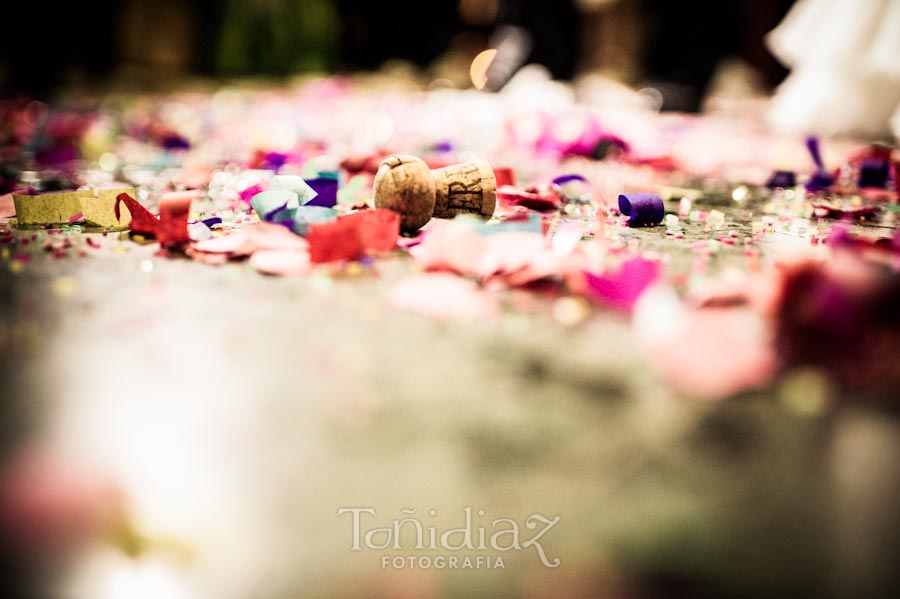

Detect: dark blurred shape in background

[639,0,795,111]
[1,0,794,106]
[338,0,461,71]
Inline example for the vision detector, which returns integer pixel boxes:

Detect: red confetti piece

[68,212,83,224]
[496,185,560,212]
[307,218,365,263]
[341,209,400,252]
[493,167,516,188]
[306,209,400,263]
[156,191,193,245]
[86,237,101,249]
[115,193,158,236]
[114,191,193,246]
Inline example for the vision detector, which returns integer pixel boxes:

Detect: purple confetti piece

[262,152,289,171]
[766,170,796,189]
[858,158,889,189]
[551,174,588,186]
[160,133,191,150]
[432,141,454,153]
[805,136,824,170]
[805,136,833,191]
[35,145,79,168]
[304,178,338,208]
[618,193,664,227]
[201,217,222,228]
[807,170,833,192]
[264,202,290,222]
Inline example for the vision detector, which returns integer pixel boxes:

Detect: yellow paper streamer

[12,187,134,227]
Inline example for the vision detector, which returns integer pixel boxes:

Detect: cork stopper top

[373,155,436,232]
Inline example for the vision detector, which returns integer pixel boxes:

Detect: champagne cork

[373,155,496,231]
[373,155,436,231]
[432,159,496,220]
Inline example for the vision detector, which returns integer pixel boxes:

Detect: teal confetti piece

[250,190,298,220]
[271,175,318,205]
[451,212,543,236]
[292,205,338,236]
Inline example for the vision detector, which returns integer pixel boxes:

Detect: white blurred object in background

[766,0,900,140]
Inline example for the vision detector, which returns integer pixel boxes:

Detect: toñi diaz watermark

[336,506,561,569]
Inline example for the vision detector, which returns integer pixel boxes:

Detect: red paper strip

[493,167,516,188]
[114,192,192,246]
[156,191,193,245]
[115,193,158,235]
[341,209,400,252]
[307,217,365,263]
[306,209,400,263]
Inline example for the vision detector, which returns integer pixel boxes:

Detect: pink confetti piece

[476,232,548,280]
[583,257,661,312]
[409,220,485,274]
[239,183,265,205]
[250,249,311,276]
[642,304,777,399]
[193,223,307,258]
[68,212,83,224]
[387,273,500,320]
[0,193,15,218]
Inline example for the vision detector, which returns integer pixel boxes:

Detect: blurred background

[1,0,794,111]
[2,2,900,598]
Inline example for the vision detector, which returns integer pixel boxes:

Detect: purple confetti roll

[618,193,664,227]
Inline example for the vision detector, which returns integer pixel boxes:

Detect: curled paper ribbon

[618,193,664,227]
[251,176,326,221]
